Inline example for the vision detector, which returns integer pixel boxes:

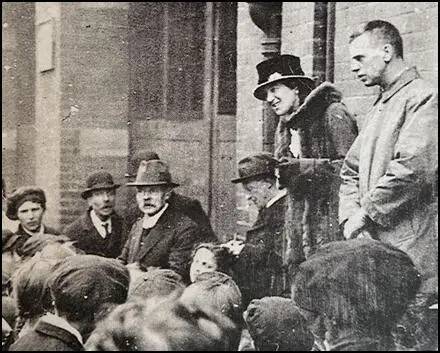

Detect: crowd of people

[2,20,438,351]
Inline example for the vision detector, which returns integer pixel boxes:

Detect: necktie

[102,223,110,237]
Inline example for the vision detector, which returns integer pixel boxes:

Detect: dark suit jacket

[232,194,299,307]
[125,191,217,241]
[9,320,84,351]
[63,210,125,258]
[119,207,204,283]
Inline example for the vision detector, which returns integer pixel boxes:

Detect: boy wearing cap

[9,254,130,351]
[119,159,204,283]
[224,152,302,307]
[5,186,60,256]
[63,171,125,258]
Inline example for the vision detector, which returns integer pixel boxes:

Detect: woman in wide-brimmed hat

[254,54,359,257]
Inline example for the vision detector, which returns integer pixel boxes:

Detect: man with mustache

[63,171,125,258]
[118,159,204,284]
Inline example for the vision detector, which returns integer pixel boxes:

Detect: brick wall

[235,2,266,230]
[334,2,438,126]
[58,2,130,227]
[2,3,35,190]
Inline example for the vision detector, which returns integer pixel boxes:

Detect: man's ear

[383,44,393,63]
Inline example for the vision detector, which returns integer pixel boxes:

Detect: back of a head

[49,255,130,321]
[12,257,57,319]
[86,290,238,351]
[244,296,314,351]
[19,234,73,261]
[292,239,421,335]
[128,267,185,301]
[181,271,243,350]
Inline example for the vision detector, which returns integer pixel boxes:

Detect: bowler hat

[231,152,278,184]
[126,160,179,187]
[6,186,46,220]
[254,54,315,100]
[125,150,160,178]
[81,171,120,199]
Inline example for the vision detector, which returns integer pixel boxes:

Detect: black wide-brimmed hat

[126,160,180,188]
[254,54,315,100]
[81,171,120,199]
[231,152,278,184]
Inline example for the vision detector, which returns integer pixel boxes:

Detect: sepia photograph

[2,2,438,351]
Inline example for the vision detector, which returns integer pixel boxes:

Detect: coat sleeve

[188,199,217,242]
[168,223,203,282]
[338,134,362,224]
[361,90,438,227]
[326,102,359,160]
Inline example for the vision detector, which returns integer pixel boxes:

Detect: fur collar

[281,82,343,129]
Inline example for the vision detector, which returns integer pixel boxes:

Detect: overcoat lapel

[136,220,168,261]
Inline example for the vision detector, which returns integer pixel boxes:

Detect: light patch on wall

[79,2,129,9]
[2,129,16,150]
[36,19,55,72]
[79,128,128,157]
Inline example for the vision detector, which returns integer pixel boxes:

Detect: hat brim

[253,75,315,100]
[81,184,120,199]
[231,172,274,184]
[126,181,180,188]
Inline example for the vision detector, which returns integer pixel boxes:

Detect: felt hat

[254,54,315,101]
[6,186,46,220]
[125,151,160,178]
[81,171,120,199]
[231,152,278,184]
[126,160,179,188]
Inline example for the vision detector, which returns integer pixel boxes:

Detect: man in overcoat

[340,20,438,350]
[224,152,300,307]
[124,151,217,241]
[63,171,125,258]
[118,159,204,283]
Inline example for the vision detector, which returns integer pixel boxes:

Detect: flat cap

[292,239,421,329]
[49,255,129,314]
[6,186,46,220]
[243,296,313,351]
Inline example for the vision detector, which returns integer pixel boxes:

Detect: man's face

[349,33,387,87]
[136,185,171,216]
[17,201,45,231]
[189,247,218,282]
[242,179,273,210]
[264,81,300,116]
[87,189,116,220]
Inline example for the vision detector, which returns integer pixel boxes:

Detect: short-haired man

[340,20,438,350]
[119,159,204,283]
[63,171,125,258]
